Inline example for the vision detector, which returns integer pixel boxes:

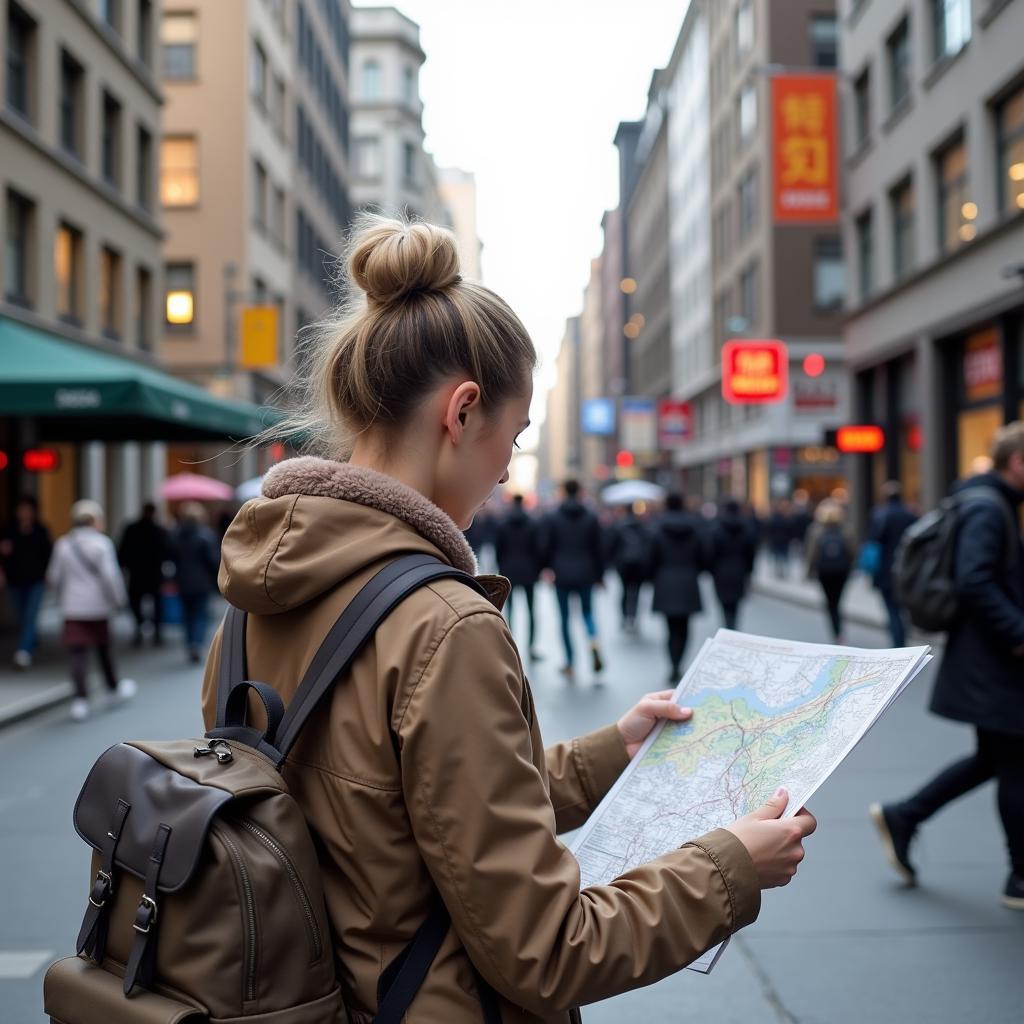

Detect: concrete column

[82,442,105,503]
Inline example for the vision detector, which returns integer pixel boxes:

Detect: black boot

[869,803,918,884]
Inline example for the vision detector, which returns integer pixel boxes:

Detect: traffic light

[615,450,634,468]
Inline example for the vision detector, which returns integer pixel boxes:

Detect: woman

[169,501,221,663]
[46,500,136,721]
[806,500,855,643]
[0,494,52,668]
[201,217,814,1021]
[709,498,757,630]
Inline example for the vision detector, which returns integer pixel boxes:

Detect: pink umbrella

[160,473,235,502]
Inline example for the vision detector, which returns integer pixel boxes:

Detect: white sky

[384,1,688,447]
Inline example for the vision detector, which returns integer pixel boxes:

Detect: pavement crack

[734,933,800,1024]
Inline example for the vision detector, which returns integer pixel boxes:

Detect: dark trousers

[69,645,118,700]
[721,601,740,630]
[504,583,536,649]
[879,584,906,647]
[897,728,1024,874]
[555,586,597,667]
[818,572,848,639]
[180,594,209,651]
[665,615,690,676]
[129,581,163,639]
[619,571,644,623]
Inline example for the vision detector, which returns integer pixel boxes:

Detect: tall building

[578,257,605,483]
[0,0,267,533]
[840,0,1024,521]
[540,317,581,498]
[348,6,448,225]
[437,166,482,280]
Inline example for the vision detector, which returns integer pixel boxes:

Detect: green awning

[0,317,284,442]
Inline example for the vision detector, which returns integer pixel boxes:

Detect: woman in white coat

[46,500,136,720]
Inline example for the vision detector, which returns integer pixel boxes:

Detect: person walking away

[609,502,652,634]
[710,498,757,630]
[870,423,1024,910]
[765,501,792,578]
[542,479,606,678]
[867,481,917,647]
[170,502,221,664]
[118,500,170,647]
[493,494,543,661]
[651,492,708,683]
[0,495,52,668]
[46,500,135,720]
[788,491,814,559]
[805,500,854,643]
[201,216,815,1020]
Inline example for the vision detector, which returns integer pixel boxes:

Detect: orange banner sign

[772,75,839,223]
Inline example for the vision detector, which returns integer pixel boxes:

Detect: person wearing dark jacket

[709,499,757,630]
[867,482,917,647]
[494,494,543,661]
[170,502,221,663]
[607,504,652,633]
[651,493,708,682]
[0,495,52,668]
[870,424,1024,910]
[764,501,792,578]
[804,501,855,642]
[118,501,171,647]
[541,480,605,677]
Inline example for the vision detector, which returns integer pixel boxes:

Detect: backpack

[892,485,1018,632]
[44,554,502,1024]
[617,523,651,573]
[815,527,851,576]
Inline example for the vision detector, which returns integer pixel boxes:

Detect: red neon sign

[836,426,885,454]
[23,448,61,472]
[0,451,8,471]
[722,340,789,404]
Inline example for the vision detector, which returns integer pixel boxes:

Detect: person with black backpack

[805,500,855,643]
[871,423,1024,911]
[709,498,758,630]
[607,502,653,634]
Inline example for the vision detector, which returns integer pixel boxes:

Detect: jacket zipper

[213,827,258,1003]
[239,817,323,961]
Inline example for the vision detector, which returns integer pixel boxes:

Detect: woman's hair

[274,214,536,456]
[815,499,844,525]
[71,499,103,527]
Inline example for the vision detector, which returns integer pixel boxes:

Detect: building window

[402,66,416,105]
[362,60,381,100]
[735,0,754,60]
[6,2,34,121]
[739,262,759,327]
[936,135,973,252]
[996,85,1024,215]
[99,0,121,34]
[101,91,122,188]
[809,14,838,69]
[271,75,286,136]
[135,265,152,350]
[272,184,285,246]
[99,246,122,338]
[58,49,84,158]
[137,0,153,67]
[854,67,871,148]
[402,141,416,185]
[891,177,916,280]
[887,18,911,112]
[813,237,844,311]
[738,81,757,145]
[252,160,267,228]
[55,222,83,322]
[355,136,381,179]
[932,0,971,62]
[160,136,198,206]
[161,11,196,80]
[250,40,267,107]
[738,166,758,238]
[856,209,874,301]
[165,261,195,329]
[137,123,153,210]
[4,189,34,306]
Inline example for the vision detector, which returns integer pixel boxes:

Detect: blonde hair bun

[349,216,461,305]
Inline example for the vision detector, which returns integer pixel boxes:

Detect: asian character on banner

[773,76,838,223]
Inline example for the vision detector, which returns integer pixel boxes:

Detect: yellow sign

[240,306,279,369]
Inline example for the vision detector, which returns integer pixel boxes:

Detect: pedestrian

[607,502,652,634]
[866,481,917,647]
[542,479,607,678]
[201,216,814,1019]
[170,502,221,664]
[764,500,792,578]
[651,492,709,682]
[464,505,496,573]
[0,494,52,668]
[118,500,171,647]
[871,423,1024,910]
[709,498,757,630]
[788,490,813,559]
[46,500,135,721]
[805,500,854,643]
[493,493,543,661]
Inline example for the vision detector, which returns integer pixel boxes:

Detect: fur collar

[261,457,479,576]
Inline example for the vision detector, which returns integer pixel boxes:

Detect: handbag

[858,539,882,577]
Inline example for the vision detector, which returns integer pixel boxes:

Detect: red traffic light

[615,450,634,468]
[23,448,61,472]
[803,353,825,378]
[836,426,885,453]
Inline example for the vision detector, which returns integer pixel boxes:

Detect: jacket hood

[218,457,482,616]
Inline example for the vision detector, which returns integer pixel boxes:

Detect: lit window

[55,222,83,321]
[996,86,1024,215]
[165,262,195,327]
[160,136,198,206]
[936,136,971,253]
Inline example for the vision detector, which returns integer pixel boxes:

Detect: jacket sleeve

[545,724,630,834]
[396,611,761,1013]
[955,503,1024,650]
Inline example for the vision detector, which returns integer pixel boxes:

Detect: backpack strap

[76,798,131,965]
[123,823,172,995]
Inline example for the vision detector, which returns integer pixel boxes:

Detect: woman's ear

[443,381,482,443]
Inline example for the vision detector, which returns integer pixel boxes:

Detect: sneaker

[1002,873,1024,910]
[13,649,31,669]
[590,642,605,674]
[70,698,90,721]
[188,647,202,664]
[529,649,544,663]
[116,678,138,702]
[559,664,575,679]
[869,803,917,884]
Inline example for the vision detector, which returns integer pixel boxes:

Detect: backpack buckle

[88,869,113,908]
[133,894,158,934]
[193,739,233,764]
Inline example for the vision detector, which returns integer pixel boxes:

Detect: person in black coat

[493,495,543,661]
[169,503,221,663]
[118,501,171,647]
[0,495,52,668]
[607,504,653,634]
[764,501,792,578]
[871,424,1024,909]
[866,481,917,646]
[709,499,757,630]
[651,492,708,683]
[541,480,605,678]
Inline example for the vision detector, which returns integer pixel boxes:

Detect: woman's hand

[617,690,692,758]
[724,788,817,888]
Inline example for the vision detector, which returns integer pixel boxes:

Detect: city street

[1,579,1021,1023]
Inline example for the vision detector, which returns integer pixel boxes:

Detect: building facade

[840,0,1024,521]
[437,166,482,281]
[540,316,582,498]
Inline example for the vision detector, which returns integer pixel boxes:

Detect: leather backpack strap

[214,605,249,727]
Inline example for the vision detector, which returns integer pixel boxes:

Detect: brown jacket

[201,457,760,1022]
